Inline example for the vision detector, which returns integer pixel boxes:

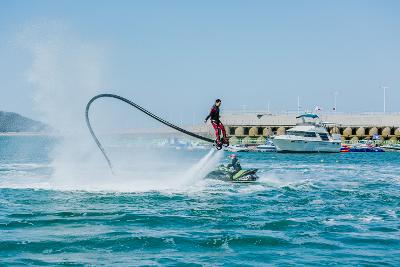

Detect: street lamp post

[297,96,300,115]
[334,91,338,112]
[382,86,388,114]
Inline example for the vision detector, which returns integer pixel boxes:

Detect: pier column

[277,127,286,136]
[257,136,266,144]
[395,128,400,140]
[229,136,239,145]
[351,136,359,143]
[235,127,244,137]
[356,127,365,138]
[382,127,391,139]
[368,127,378,137]
[331,127,340,134]
[263,127,273,137]
[242,136,252,144]
[249,127,258,137]
[343,127,352,138]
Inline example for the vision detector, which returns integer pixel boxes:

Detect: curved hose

[85,93,214,173]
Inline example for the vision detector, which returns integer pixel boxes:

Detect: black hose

[85,93,214,173]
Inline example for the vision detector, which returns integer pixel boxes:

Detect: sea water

[0,135,399,266]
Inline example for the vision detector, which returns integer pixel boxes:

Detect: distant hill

[0,111,49,132]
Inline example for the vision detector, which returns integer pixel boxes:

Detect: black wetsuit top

[205,105,220,123]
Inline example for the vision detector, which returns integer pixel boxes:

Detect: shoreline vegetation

[0,111,49,133]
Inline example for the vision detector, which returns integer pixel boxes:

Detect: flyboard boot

[215,137,223,150]
[222,137,229,147]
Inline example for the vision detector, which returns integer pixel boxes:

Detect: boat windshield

[319,133,330,141]
[287,131,317,137]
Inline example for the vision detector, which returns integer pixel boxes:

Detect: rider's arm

[205,107,215,122]
[205,113,211,122]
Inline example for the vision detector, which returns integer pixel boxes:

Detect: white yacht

[273,113,341,153]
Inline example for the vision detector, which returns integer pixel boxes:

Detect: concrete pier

[218,112,400,143]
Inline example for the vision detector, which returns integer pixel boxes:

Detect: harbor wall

[217,112,400,143]
[120,112,400,144]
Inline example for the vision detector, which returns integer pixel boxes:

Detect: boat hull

[382,145,400,151]
[273,138,341,153]
[255,145,276,152]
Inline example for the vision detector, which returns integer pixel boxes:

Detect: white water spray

[16,22,221,192]
[18,22,111,187]
[184,149,223,185]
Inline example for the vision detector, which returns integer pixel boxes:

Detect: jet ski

[205,165,259,183]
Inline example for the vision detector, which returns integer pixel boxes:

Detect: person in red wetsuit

[204,99,228,146]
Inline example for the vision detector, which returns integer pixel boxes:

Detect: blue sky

[1,0,399,125]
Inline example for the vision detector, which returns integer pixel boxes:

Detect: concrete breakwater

[196,112,400,144]
[119,112,400,145]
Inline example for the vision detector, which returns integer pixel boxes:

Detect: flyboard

[85,93,226,173]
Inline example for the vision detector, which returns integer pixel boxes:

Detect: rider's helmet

[229,154,237,158]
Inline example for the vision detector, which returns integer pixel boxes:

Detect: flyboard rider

[204,99,229,148]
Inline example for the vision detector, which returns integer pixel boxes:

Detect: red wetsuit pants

[211,120,227,143]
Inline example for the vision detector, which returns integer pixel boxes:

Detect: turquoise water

[1,136,399,266]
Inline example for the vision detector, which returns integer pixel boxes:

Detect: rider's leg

[211,121,221,144]
[218,122,228,143]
